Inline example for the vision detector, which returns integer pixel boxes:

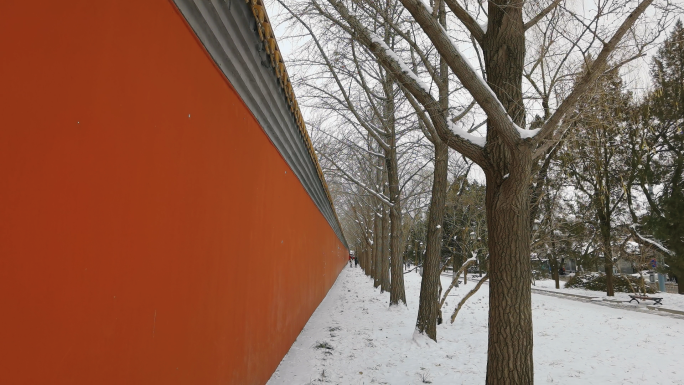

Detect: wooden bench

[628,295,663,305]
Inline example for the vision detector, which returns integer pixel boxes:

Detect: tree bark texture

[383,75,406,305]
[415,139,449,340]
[373,200,382,288]
[600,225,615,296]
[381,192,391,292]
[597,151,616,297]
[482,2,534,383]
[416,3,449,337]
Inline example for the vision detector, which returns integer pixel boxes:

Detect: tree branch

[443,0,484,43]
[524,0,562,31]
[534,0,655,154]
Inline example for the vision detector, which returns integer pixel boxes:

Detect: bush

[565,273,656,294]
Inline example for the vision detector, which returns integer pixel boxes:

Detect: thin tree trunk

[387,153,406,304]
[382,72,406,305]
[381,190,391,292]
[599,221,615,296]
[415,139,449,340]
[551,259,560,289]
[415,0,449,339]
[453,252,460,287]
[552,228,560,289]
[373,201,382,288]
[440,258,476,308]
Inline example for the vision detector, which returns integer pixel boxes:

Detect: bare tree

[273,0,673,381]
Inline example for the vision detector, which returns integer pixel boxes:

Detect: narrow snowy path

[268,267,684,385]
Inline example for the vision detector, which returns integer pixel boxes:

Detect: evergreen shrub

[565,273,656,294]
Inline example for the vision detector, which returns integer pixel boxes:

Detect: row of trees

[272,1,681,383]
[531,23,684,295]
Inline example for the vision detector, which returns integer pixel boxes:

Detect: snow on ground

[268,267,684,385]
[533,278,684,313]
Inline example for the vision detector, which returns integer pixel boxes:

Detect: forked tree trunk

[482,1,534,382]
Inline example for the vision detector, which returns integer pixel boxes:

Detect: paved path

[530,286,684,319]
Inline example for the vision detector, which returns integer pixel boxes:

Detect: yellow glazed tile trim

[246,0,344,237]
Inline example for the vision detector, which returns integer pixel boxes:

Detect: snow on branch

[448,121,485,147]
[401,0,529,146]
[450,274,488,323]
[629,225,673,256]
[324,0,488,166]
[439,256,478,308]
[368,32,432,95]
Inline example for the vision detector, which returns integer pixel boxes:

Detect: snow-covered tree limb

[439,256,477,309]
[450,273,488,323]
[628,225,674,256]
[323,0,489,166]
[399,0,525,148]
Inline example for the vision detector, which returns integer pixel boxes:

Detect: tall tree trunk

[484,151,534,384]
[482,1,534,382]
[387,148,406,304]
[551,258,560,289]
[600,223,615,296]
[415,139,449,339]
[415,0,449,339]
[365,244,372,276]
[552,233,560,289]
[453,252,460,287]
[373,201,382,288]
[381,71,406,305]
[381,190,391,292]
[362,235,371,275]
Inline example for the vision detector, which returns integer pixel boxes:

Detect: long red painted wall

[0,1,347,384]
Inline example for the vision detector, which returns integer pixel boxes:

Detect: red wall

[0,1,347,384]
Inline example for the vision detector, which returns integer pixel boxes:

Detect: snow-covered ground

[533,278,684,313]
[268,267,684,385]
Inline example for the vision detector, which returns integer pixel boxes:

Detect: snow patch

[369,32,431,95]
[516,126,541,139]
[448,121,486,147]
